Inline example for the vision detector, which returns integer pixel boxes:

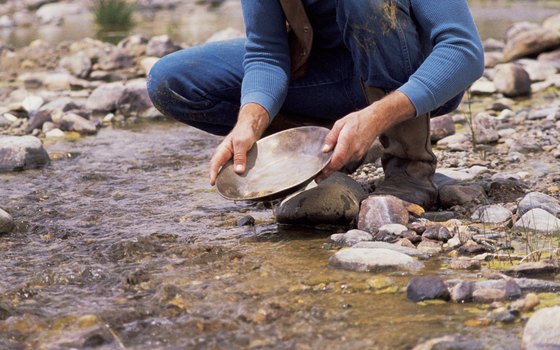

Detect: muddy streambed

[0,121,533,349]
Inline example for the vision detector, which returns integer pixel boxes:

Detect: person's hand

[318,108,381,180]
[318,91,417,180]
[209,103,269,185]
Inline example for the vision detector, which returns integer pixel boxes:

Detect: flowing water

[0,121,527,349]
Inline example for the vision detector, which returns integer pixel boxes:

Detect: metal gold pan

[215,126,333,201]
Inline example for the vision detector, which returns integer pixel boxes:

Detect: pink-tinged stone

[358,195,409,233]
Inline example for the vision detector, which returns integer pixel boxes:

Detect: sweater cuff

[241,91,282,122]
[397,79,437,117]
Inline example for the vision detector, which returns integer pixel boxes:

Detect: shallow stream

[0,121,530,349]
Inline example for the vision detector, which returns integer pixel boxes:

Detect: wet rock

[59,51,92,78]
[475,279,522,300]
[97,50,134,71]
[471,204,512,224]
[513,208,560,234]
[352,241,429,259]
[489,307,518,323]
[0,208,14,234]
[406,276,450,302]
[514,278,560,293]
[518,192,560,217]
[503,25,560,62]
[449,280,475,303]
[504,260,560,277]
[470,78,496,95]
[450,258,481,271]
[0,135,49,171]
[472,112,500,144]
[357,195,409,233]
[438,183,487,210]
[82,334,107,348]
[117,79,154,118]
[412,334,485,350]
[329,248,423,273]
[59,113,97,135]
[330,229,372,247]
[493,63,531,97]
[276,181,361,226]
[458,240,490,255]
[237,215,255,226]
[510,293,540,312]
[522,306,560,350]
[422,225,451,242]
[146,35,181,57]
[472,288,506,303]
[86,82,126,113]
[430,114,455,142]
[206,27,245,43]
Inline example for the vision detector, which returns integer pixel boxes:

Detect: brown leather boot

[363,86,438,209]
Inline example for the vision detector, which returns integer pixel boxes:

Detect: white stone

[45,128,64,138]
[329,248,424,272]
[513,208,560,235]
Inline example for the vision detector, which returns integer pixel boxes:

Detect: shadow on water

[0,121,527,349]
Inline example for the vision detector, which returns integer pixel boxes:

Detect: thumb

[232,139,249,174]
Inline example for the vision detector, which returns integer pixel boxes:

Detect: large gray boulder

[522,306,560,350]
[275,172,366,226]
[0,136,49,172]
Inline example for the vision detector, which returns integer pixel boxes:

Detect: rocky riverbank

[1,9,560,350]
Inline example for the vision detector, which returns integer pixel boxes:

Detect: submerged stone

[0,208,14,234]
[329,248,423,273]
[406,275,450,302]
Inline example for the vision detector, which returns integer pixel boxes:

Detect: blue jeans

[147,39,367,136]
[147,0,460,136]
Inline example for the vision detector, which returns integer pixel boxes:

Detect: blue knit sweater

[240,0,484,119]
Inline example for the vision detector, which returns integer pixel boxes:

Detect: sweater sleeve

[397,0,484,116]
[240,0,291,121]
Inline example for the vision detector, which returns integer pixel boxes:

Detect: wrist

[238,103,269,137]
